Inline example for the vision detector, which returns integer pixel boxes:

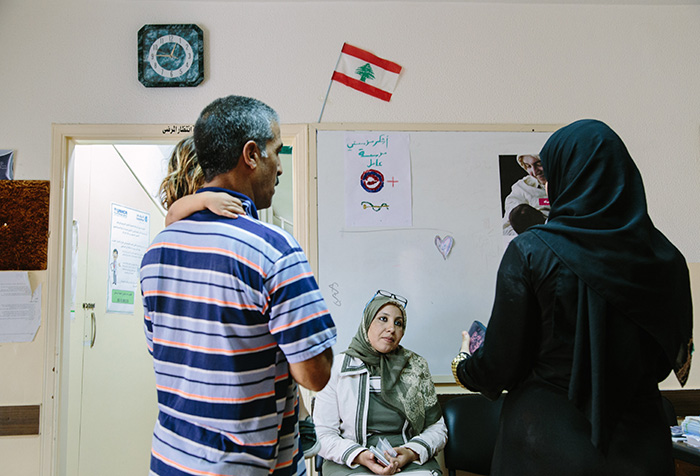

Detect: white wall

[2,0,699,250]
[1,1,699,475]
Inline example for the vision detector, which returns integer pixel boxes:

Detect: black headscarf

[530,119,693,445]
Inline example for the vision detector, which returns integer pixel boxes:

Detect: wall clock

[138,24,204,88]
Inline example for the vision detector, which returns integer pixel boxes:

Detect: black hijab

[530,119,693,445]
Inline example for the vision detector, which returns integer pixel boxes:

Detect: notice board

[313,124,557,378]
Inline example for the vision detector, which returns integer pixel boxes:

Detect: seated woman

[314,291,447,476]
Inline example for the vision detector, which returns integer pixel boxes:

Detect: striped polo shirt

[141,188,337,476]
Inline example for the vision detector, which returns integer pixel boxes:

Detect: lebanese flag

[331,43,403,102]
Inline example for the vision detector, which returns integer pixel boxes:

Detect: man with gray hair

[141,95,337,476]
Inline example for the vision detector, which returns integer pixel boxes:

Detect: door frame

[45,123,310,476]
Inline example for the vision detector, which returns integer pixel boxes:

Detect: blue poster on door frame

[107,203,150,314]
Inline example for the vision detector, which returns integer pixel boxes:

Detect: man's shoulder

[171,214,298,249]
[247,219,304,256]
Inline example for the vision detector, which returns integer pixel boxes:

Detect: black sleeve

[457,240,540,400]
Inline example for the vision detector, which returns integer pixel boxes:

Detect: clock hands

[156,44,180,59]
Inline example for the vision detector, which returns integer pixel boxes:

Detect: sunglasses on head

[374,289,408,308]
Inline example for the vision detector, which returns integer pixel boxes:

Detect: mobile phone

[468,320,486,354]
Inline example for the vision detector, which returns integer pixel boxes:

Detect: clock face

[138,24,203,87]
[148,35,194,78]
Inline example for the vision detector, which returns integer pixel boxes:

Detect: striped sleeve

[265,236,336,364]
[143,300,154,355]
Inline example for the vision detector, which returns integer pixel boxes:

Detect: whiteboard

[314,126,555,377]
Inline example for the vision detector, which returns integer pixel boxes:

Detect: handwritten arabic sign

[161,124,193,135]
[344,132,412,228]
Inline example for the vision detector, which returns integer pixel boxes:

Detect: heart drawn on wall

[434,235,454,260]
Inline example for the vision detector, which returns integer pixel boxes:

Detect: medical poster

[0,272,41,343]
[107,203,150,314]
[344,132,412,228]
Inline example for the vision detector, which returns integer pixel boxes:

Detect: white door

[66,144,167,476]
[62,132,299,476]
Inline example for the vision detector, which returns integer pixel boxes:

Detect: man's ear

[241,140,260,169]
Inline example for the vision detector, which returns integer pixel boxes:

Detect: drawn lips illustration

[434,235,454,260]
[360,169,385,193]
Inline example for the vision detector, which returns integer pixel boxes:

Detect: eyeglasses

[374,289,408,308]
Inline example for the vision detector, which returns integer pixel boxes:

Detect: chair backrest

[442,393,504,476]
[315,454,324,476]
[661,395,677,426]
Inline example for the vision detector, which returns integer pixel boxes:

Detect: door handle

[82,303,96,348]
[90,312,96,348]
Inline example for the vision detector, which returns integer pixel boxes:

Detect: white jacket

[313,353,448,469]
[502,175,550,236]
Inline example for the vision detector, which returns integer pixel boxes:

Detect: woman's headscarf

[530,119,693,446]
[345,295,442,434]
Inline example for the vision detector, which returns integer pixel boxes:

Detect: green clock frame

[138,24,204,88]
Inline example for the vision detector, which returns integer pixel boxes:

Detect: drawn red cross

[387,177,399,187]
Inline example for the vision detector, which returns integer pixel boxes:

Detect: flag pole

[317,80,332,123]
[318,47,343,123]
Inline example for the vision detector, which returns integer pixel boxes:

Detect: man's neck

[203,173,252,198]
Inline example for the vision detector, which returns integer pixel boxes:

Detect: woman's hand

[388,446,419,469]
[460,330,470,354]
[202,191,246,219]
[352,449,400,475]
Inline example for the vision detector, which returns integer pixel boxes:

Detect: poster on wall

[344,132,412,228]
[107,203,150,314]
[0,272,41,343]
[498,152,549,244]
[0,150,14,180]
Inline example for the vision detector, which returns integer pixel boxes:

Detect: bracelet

[451,352,470,389]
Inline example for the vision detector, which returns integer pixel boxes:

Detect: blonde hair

[158,136,204,209]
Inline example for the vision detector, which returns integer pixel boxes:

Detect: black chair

[661,395,677,427]
[442,393,504,476]
[314,454,323,476]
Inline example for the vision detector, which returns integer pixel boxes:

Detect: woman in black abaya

[453,119,693,475]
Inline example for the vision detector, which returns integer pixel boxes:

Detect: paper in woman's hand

[377,437,397,457]
[468,320,486,354]
[369,437,397,466]
[369,446,391,466]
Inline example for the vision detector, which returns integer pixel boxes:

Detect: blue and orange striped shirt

[141,189,336,476]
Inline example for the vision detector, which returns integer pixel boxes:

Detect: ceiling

[165,0,700,4]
